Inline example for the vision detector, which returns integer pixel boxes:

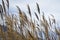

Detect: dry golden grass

[0,0,60,40]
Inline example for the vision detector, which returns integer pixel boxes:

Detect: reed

[2,0,6,14]
[27,4,31,17]
[34,12,39,20]
[0,0,60,40]
[36,3,40,14]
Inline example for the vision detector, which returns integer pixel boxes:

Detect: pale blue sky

[0,0,60,24]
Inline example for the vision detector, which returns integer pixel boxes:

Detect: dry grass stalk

[36,3,40,14]
[6,0,9,9]
[16,6,22,14]
[23,12,28,22]
[50,14,56,24]
[0,4,3,20]
[2,0,6,14]
[27,4,31,17]
[34,12,39,20]
[41,12,50,40]
[16,6,25,25]
[16,6,29,39]
[48,17,52,27]
[42,11,45,22]
[16,6,27,22]
[27,29,34,40]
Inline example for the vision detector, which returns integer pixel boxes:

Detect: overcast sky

[0,0,60,24]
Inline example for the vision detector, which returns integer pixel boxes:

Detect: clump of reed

[0,0,60,40]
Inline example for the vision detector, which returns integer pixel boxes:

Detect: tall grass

[0,0,60,40]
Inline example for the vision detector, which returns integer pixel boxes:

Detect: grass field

[0,0,60,40]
